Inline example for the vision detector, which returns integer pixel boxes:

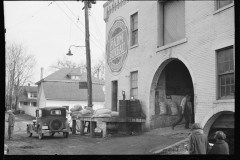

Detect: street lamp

[66,45,85,56]
[66,44,93,108]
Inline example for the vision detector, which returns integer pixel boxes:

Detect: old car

[27,107,70,139]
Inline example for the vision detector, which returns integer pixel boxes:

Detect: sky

[4,1,106,85]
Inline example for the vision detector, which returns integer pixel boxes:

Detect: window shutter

[164,1,185,45]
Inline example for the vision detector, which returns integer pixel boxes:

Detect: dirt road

[4,113,190,155]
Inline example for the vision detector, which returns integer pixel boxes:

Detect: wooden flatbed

[71,117,146,138]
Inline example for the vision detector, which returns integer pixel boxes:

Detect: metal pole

[84,1,93,108]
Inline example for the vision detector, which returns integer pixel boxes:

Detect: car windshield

[50,110,61,115]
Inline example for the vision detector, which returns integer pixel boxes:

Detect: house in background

[35,68,105,112]
[18,84,38,117]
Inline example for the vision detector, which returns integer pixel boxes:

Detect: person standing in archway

[172,94,192,130]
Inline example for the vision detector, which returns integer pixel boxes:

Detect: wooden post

[72,120,76,134]
[80,120,85,135]
[84,0,93,108]
[90,121,96,138]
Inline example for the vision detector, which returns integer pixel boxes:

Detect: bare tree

[49,55,105,80]
[91,56,105,80]
[5,41,36,110]
[49,56,85,71]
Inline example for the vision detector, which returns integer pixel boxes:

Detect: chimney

[41,67,44,80]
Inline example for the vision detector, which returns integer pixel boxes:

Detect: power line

[54,1,105,53]
[7,1,53,31]
[60,1,105,51]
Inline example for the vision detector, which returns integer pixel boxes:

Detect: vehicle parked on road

[26,107,70,140]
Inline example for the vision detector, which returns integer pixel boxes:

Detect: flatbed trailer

[71,117,146,138]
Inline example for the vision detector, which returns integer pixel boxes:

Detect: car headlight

[42,126,48,129]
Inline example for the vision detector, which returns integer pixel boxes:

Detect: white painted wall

[21,105,37,117]
[45,100,104,111]
[104,1,235,131]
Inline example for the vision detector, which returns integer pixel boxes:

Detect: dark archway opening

[208,112,234,154]
[154,59,194,126]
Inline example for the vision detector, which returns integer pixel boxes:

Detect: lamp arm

[69,45,85,50]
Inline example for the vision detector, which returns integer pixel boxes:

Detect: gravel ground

[4,113,190,155]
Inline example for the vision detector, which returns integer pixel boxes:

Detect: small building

[35,68,105,111]
[103,0,234,154]
[18,84,38,117]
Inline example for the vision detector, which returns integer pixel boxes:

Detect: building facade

[35,68,105,111]
[103,0,234,151]
[17,84,38,117]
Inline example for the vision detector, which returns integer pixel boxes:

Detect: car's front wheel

[63,132,68,138]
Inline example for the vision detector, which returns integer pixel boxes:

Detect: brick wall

[104,1,235,131]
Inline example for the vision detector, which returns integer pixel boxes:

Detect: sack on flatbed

[96,114,111,118]
[70,105,83,112]
[94,108,112,115]
[110,111,119,117]
[80,109,93,115]
[85,106,94,112]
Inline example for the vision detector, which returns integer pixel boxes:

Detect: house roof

[35,68,105,85]
[18,86,37,102]
[35,68,105,102]
[24,86,37,93]
[42,81,105,102]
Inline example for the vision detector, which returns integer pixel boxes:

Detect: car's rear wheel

[63,132,68,138]
[49,132,55,137]
[49,119,63,131]
[27,126,32,137]
[38,128,44,140]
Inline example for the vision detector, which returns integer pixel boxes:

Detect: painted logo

[106,17,129,75]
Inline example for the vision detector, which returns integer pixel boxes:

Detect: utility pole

[84,0,94,108]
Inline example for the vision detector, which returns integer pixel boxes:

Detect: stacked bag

[70,105,120,118]
[159,101,180,115]
[70,105,83,118]
[93,108,112,117]
[159,102,168,115]
[168,101,179,115]
[78,106,94,118]
[92,108,119,118]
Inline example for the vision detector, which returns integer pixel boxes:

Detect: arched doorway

[150,58,195,129]
[205,111,234,154]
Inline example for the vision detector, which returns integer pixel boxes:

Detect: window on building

[158,1,185,46]
[217,46,234,99]
[216,0,233,10]
[71,75,80,80]
[130,71,138,99]
[30,93,37,98]
[32,102,37,107]
[24,102,28,106]
[131,12,138,46]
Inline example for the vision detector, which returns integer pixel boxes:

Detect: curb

[152,138,189,154]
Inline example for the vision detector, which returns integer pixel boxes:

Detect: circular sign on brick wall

[106,17,129,75]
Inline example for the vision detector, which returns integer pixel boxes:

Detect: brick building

[103,0,234,153]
